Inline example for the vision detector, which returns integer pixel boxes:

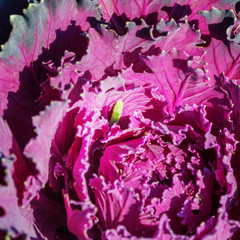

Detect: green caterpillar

[109,99,123,127]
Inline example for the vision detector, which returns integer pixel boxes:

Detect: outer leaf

[0,116,35,207]
[0,116,14,157]
[155,19,203,55]
[98,0,238,32]
[24,101,68,186]
[0,157,36,238]
[78,21,154,80]
[0,0,29,48]
[200,8,240,83]
[0,0,100,115]
[123,49,208,114]
[63,192,98,240]
[165,0,239,34]
[123,20,204,73]
[98,0,170,22]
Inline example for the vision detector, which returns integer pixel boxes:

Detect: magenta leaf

[200,8,240,83]
[90,175,143,232]
[0,117,15,158]
[181,0,238,33]
[103,225,138,240]
[0,116,37,208]
[123,49,209,114]
[179,168,215,234]
[78,20,155,79]
[201,213,240,240]
[218,74,240,138]
[0,0,99,153]
[0,157,36,238]
[31,186,69,240]
[63,192,98,240]
[24,101,68,186]
[155,19,203,55]
[0,0,99,115]
[99,0,239,35]
[98,0,170,23]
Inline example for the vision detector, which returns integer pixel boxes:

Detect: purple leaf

[63,191,98,240]
[0,157,36,238]
[155,19,203,55]
[78,21,155,79]
[98,0,170,23]
[200,8,240,83]
[24,101,68,186]
[123,49,208,114]
[0,0,100,115]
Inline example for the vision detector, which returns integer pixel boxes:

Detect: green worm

[109,99,123,127]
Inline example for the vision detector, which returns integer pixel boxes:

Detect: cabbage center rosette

[21,48,238,239]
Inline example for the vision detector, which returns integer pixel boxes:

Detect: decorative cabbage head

[1,0,240,239]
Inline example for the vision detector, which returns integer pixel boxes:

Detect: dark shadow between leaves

[161,4,192,22]
[31,183,76,240]
[198,16,235,49]
[109,13,129,36]
[0,0,29,50]
[208,17,234,47]
[124,46,160,73]
[235,1,240,14]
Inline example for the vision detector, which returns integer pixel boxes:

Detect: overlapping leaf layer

[1,0,240,239]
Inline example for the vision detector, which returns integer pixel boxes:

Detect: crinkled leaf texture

[1,0,240,240]
[0,0,99,115]
[0,117,36,238]
[199,8,240,84]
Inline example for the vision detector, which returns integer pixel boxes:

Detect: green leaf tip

[109,99,123,127]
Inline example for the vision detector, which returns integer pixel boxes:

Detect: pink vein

[226,54,240,79]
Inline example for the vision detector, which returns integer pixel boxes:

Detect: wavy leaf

[123,49,208,114]
[98,0,169,22]
[200,8,240,83]
[78,20,154,79]
[0,0,100,115]
[0,157,36,238]
[24,101,68,186]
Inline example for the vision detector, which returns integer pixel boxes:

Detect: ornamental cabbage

[0,0,240,239]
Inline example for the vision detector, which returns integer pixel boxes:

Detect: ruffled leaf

[155,19,203,55]
[63,192,98,240]
[98,0,239,34]
[200,8,240,83]
[123,49,208,114]
[24,101,68,186]
[90,175,143,233]
[201,213,240,240]
[0,0,99,115]
[78,20,154,79]
[98,0,170,22]
[0,157,36,238]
